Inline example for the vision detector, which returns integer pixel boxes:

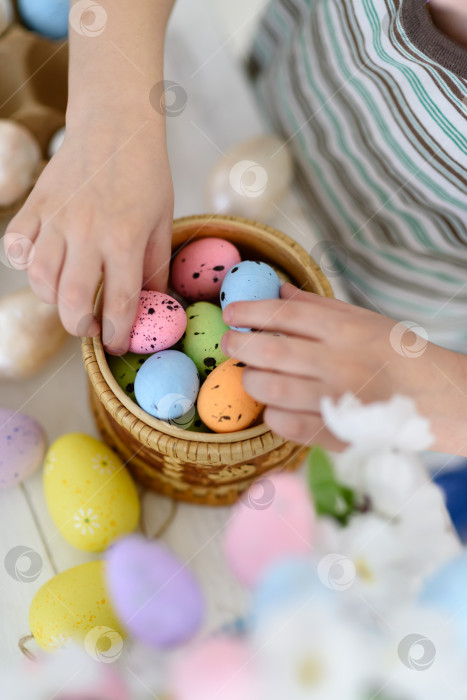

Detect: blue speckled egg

[419,553,467,650]
[18,0,69,39]
[0,408,46,489]
[134,350,200,421]
[220,261,281,331]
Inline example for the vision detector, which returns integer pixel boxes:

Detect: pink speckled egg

[223,474,315,587]
[129,291,187,354]
[171,637,258,700]
[0,408,46,489]
[171,238,241,302]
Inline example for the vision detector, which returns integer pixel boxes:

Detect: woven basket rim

[82,213,334,445]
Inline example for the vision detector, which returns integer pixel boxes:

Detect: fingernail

[106,346,127,357]
[221,332,231,355]
[223,305,232,324]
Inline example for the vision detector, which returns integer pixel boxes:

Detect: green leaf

[307,446,357,526]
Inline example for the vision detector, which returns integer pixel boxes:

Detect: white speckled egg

[0,287,68,380]
[0,120,41,206]
[204,135,293,219]
[0,0,13,35]
[43,434,140,552]
[0,408,46,489]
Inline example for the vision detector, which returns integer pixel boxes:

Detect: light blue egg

[134,350,200,421]
[419,553,467,650]
[251,557,330,627]
[18,0,69,40]
[220,260,281,332]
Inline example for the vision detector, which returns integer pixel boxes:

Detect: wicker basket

[82,214,334,505]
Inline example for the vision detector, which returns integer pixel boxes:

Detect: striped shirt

[249,0,467,351]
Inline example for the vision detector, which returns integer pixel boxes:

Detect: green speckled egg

[181,302,229,381]
[106,351,148,402]
[171,406,211,433]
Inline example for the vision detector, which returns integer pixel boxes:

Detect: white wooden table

[0,0,350,669]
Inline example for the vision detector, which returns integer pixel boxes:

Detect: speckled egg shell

[0,120,41,206]
[105,535,205,648]
[220,261,281,332]
[106,351,147,403]
[181,302,229,380]
[171,238,241,302]
[29,561,125,652]
[197,357,263,433]
[43,434,140,553]
[134,350,200,421]
[129,291,187,354]
[170,405,211,433]
[0,408,46,489]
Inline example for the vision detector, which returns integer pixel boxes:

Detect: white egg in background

[0,120,41,206]
[0,0,14,35]
[204,135,293,220]
[47,126,65,158]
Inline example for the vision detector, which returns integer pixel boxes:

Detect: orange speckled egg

[197,358,263,433]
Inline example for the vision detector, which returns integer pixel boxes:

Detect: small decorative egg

[17,0,69,39]
[29,561,125,652]
[197,357,263,433]
[171,636,258,700]
[204,135,293,219]
[0,288,68,379]
[170,405,210,432]
[0,120,41,206]
[181,302,229,380]
[419,553,467,650]
[220,261,281,331]
[134,350,199,421]
[43,433,140,552]
[106,351,147,403]
[105,535,204,648]
[171,237,241,302]
[47,125,65,158]
[223,474,316,587]
[0,408,46,489]
[251,557,329,626]
[0,0,14,35]
[129,290,187,354]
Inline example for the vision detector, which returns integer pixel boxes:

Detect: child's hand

[221,283,467,455]
[3,111,173,355]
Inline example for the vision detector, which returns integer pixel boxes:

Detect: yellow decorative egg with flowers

[43,433,140,552]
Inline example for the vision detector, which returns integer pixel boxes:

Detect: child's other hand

[221,283,467,454]
[3,112,173,355]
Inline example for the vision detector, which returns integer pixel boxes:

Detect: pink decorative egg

[171,637,258,700]
[170,238,241,302]
[223,473,315,587]
[129,291,187,354]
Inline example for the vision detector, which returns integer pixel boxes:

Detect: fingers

[222,330,327,378]
[102,245,145,355]
[280,282,370,316]
[264,406,347,451]
[57,244,102,339]
[223,298,329,340]
[142,222,172,292]
[243,368,323,411]
[27,226,66,305]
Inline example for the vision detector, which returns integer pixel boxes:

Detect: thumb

[142,224,172,292]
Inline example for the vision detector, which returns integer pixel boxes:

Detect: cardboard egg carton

[0,1,68,221]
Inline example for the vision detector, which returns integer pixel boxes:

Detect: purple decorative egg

[129,291,187,354]
[171,238,241,302]
[0,408,46,489]
[105,535,204,648]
